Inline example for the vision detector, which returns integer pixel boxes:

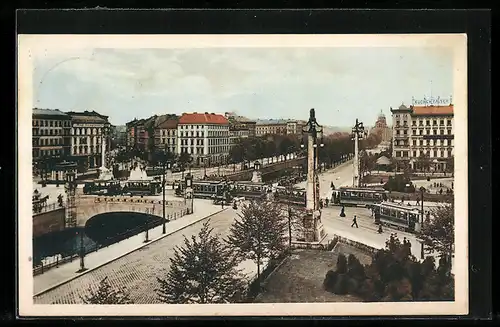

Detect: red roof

[411,105,454,116]
[178,113,229,125]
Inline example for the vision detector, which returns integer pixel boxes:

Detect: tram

[122,180,161,196]
[83,180,122,195]
[373,201,421,233]
[331,187,388,207]
[232,181,271,200]
[273,186,306,207]
[192,180,231,199]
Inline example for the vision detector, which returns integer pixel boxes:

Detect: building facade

[255,119,288,136]
[154,114,179,154]
[67,111,111,170]
[286,120,307,136]
[32,109,72,162]
[225,112,256,137]
[177,112,230,166]
[390,102,454,171]
[371,111,392,144]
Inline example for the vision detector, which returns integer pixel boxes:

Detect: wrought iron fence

[32,202,64,215]
[33,208,190,276]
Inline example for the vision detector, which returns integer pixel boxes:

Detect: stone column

[101,133,106,169]
[353,131,359,187]
[306,134,315,210]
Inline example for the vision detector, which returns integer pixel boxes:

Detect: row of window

[72,136,102,145]
[72,145,102,155]
[33,128,70,136]
[32,120,71,127]
[180,139,204,146]
[394,149,453,158]
[33,138,70,146]
[396,128,453,136]
[396,139,453,147]
[179,125,228,130]
[73,127,103,136]
[33,148,67,157]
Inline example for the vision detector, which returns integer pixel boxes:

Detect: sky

[33,46,453,127]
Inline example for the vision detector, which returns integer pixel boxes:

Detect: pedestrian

[221,201,225,209]
[403,237,407,245]
[416,198,420,206]
[340,206,346,217]
[377,224,383,234]
[351,215,359,228]
[325,198,329,207]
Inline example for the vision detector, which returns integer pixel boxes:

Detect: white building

[390,101,454,171]
[177,112,230,166]
[67,111,111,170]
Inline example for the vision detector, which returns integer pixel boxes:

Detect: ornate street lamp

[162,159,172,234]
[419,186,426,259]
[254,160,261,171]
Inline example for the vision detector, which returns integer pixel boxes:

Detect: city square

[27,40,458,307]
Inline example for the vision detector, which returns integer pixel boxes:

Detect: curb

[34,208,228,297]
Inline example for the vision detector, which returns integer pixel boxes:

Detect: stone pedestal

[303,209,326,243]
[251,170,262,183]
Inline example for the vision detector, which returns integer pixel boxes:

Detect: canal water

[32,212,165,265]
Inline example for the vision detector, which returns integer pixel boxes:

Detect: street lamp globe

[254,160,261,171]
[185,174,193,188]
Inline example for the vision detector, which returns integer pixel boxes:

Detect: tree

[227,200,288,280]
[80,277,133,304]
[417,153,431,173]
[417,203,455,263]
[156,220,246,304]
[177,152,192,170]
[229,142,245,164]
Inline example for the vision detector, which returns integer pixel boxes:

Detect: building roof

[256,119,290,125]
[156,116,179,129]
[32,108,70,118]
[411,105,454,116]
[178,112,229,125]
[67,110,109,123]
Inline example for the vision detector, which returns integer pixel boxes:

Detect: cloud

[33,47,453,126]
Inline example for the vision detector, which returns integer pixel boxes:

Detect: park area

[254,245,372,303]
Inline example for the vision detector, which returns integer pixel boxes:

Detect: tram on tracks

[373,201,422,233]
[232,181,271,200]
[331,187,388,207]
[83,180,122,195]
[192,180,231,200]
[122,180,162,196]
[273,186,306,207]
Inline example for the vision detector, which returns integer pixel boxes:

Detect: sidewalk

[33,199,224,295]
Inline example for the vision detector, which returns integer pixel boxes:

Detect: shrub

[336,254,348,274]
[333,274,350,295]
[323,270,338,292]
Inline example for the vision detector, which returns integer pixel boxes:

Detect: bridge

[74,196,189,227]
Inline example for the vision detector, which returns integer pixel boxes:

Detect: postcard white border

[18,34,468,317]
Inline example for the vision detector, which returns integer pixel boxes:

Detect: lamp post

[162,159,172,234]
[76,229,87,273]
[419,186,425,259]
[351,119,367,187]
[64,171,77,228]
[185,173,194,214]
[300,108,326,242]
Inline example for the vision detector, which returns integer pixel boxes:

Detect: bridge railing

[33,202,64,215]
[33,207,190,276]
[92,197,186,208]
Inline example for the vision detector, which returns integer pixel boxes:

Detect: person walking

[340,205,346,217]
[351,215,359,228]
